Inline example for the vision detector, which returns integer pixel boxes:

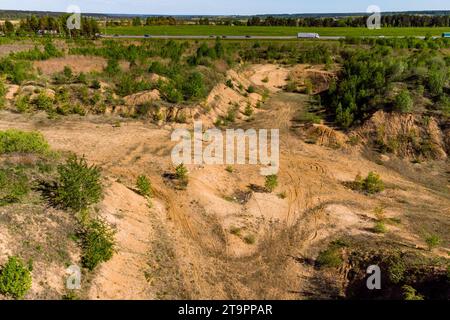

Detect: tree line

[0,15,100,37]
[246,14,450,27]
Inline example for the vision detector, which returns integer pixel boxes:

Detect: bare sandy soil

[33,55,130,75]
[0,64,448,299]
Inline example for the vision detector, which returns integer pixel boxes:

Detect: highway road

[100,34,345,40]
[100,34,442,40]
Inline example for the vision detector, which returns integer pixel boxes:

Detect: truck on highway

[297,33,320,39]
[443,33,450,38]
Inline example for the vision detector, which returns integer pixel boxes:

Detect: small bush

[265,174,278,192]
[225,79,234,89]
[244,104,253,117]
[353,172,384,194]
[373,221,387,234]
[394,89,413,113]
[0,168,29,206]
[105,59,120,75]
[80,218,115,271]
[175,163,188,181]
[136,175,153,197]
[34,92,53,112]
[229,226,241,236]
[402,285,424,300]
[63,66,73,79]
[0,256,32,299]
[225,165,234,173]
[387,254,406,284]
[55,155,102,211]
[91,79,101,89]
[15,95,30,113]
[243,234,256,245]
[0,129,49,154]
[0,79,6,109]
[247,86,256,94]
[316,243,343,268]
[425,234,441,251]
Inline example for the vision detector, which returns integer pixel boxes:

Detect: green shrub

[0,168,30,206]
[91,79,101,89]
[0,58,33,84]
[55,155,102,212]
[225,79,234,89]
[15,95,30,113]
[0,256,32,299]
[243,234,256,245]
[387,255,406,284]
[394,89,413,113]
[105,59,120,75]
[402,285,424,300]
[244,104,253,117]
[316,243,343,268]
[80,218,115,271]
[354,172,384,194]
[136,175,153,197]
[373,221,387,234]
[0,129,49,154]
[425,234,441,251]
[175,163,188,181]
[182,72,206,100]
[34,92,54,112]
[63,66,73,79]
[0,79,6,109]
[265,174,278,193]
[247,86,256,94]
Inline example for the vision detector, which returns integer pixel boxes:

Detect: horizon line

[1,8,450,17]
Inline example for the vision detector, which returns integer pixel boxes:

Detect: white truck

[297,33,320,39]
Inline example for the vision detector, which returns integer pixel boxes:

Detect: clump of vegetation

[373,221,387,234]
[175,163,189,189]
[0,58,33,84]
[243,234,256,245]
[316,241,346,268]
[0,256,32,299]
[402,285,424,300]
[0,129,50,155]
[80,218,115,271]
[352,172,384,194]
[0,167,30,206]
[225,165,234,173]
[264,174,278,193]
[244,104,253,117]
[373,206,388,234]
[0,79,6,109]
[136,175,153,197]
[55,155,102,212]
[394,89,413,113]
[229,226,241,236]
[387,254,406,284]
[425,234,441,251]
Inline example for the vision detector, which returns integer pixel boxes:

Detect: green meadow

[104,25,450,37]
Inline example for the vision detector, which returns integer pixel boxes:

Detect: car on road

[297,32,320,39]
[144,34,150,38]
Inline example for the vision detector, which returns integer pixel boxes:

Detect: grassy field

[104,25,450,37]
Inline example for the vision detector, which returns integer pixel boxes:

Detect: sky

[0,0,449,15]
